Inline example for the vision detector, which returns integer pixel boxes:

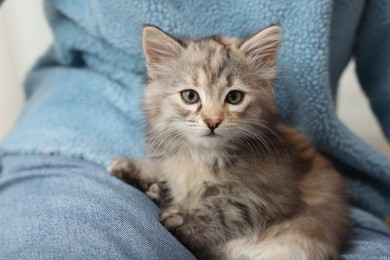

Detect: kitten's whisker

[251,122,293,160]
[238,125,283,172]
[242,119,293,155]
[245,123,291,174]
[237,127,270,159]
[147,127,182,156]
[236,136,260,168]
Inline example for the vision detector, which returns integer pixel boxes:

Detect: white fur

[160,147,225,206]
[221,235,332,260]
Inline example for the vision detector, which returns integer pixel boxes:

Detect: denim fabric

[0,155,195,259]
[1,155,389,259]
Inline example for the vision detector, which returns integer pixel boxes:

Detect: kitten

[109,25,350,260]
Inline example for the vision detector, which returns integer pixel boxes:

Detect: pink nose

[205,118,223,131]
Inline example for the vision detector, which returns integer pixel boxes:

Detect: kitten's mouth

[203,132,220,138]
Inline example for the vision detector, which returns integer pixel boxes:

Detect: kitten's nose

[205,118,223,132]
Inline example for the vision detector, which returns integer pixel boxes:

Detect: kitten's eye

[226,90,244,105]
[181,90,200,104]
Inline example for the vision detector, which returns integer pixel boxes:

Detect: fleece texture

[1,0,389,217]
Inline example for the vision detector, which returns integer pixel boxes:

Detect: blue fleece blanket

[1,0,389,217]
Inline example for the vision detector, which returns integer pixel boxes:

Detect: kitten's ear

[239,25,281,79]
[142,26,184,76]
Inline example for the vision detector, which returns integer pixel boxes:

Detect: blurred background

[0,0,389,157]
[0,0,51,138]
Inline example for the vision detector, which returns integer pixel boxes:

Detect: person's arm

[354,0,390,143]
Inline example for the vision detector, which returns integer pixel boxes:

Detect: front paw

[107,157,147,190]
[160,206,185,233]
[108,157,139,177]
[146,183,161,201]
[162,211,213,257]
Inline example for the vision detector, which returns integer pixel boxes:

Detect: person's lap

[0,154,389,259]
[0,154,195,259]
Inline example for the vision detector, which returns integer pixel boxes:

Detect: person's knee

[0,154,195,259]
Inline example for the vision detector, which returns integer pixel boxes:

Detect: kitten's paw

[108,157,139,177]
[146,183,161,200]
[160,206,184,232]
[148,182,171,207]
[107,158,146,190]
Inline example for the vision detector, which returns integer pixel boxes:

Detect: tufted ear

[142,25,184,76]
[239,25,281,79]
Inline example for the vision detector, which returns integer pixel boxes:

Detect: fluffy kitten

[109,25,350,260]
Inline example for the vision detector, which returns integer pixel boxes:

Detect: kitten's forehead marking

[191,38,233,93]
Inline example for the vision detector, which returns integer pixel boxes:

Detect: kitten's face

[142,26,280,148]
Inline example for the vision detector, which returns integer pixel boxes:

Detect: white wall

[0,0,51,138]
[0,0,389,157]
[338,63,390,157]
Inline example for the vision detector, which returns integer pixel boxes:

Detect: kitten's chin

[187,134,227,149]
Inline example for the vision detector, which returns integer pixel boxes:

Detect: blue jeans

[0,155,389,259]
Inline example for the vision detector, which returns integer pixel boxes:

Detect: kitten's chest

[159,155,220,207]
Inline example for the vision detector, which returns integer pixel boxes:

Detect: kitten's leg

[160,197,257,259]
[220,208,349,260]
[146,181,172,207]
[146,183,161,200]
[221,226,333,260]
[108,158,169,205]
[108,157,154,192]
[160,205,185,230]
